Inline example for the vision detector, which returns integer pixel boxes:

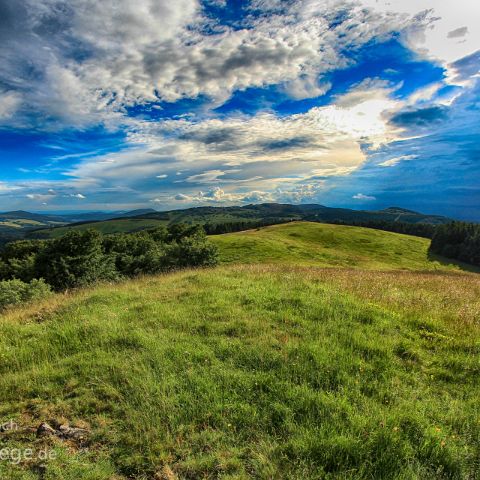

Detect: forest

[429,221,480,266]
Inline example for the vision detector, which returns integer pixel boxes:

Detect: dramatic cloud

[0,0,435,129]
[0,0,478,217]
[323,75,480,219]
[389,105,449,128]
[53,80,403,208]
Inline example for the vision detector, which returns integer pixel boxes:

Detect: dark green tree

[35,230,117,290]
[0,239,45,282]
[167,229,218,268]
[429,222,480,267]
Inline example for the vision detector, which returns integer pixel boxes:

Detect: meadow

[31,218,168,239]
[211,222,470,272]
[0,223,478,479]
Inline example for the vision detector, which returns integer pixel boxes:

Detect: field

[212,222,470,272]
[26,202,452,241]
[32,218,168,238]
[0,223,479,479]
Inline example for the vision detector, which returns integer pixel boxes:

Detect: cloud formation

[0,0,478,218]
[352,193,376,201]
[0,0,435,129]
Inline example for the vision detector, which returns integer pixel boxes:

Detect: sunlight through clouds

[0,0,478,217]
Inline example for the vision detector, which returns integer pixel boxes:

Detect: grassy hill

[0,212,68,244]
[28,202,452,240]
[212,221,469,272]
[1,222,478,479]
[31,218,168,238]
[1,265,479,479]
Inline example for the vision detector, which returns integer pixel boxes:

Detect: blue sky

[0,0,479,219]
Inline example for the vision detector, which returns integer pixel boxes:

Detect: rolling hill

[212,221,470,271]
[1,222,478,479]
[0,209,159,237]
[0,211,69,245]
[27,202,453,240]
[26,217,169,238]
[0,210,66,231]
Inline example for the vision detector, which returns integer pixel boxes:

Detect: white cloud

[360,0,480,65]
[352,193,376,200]
[0,0,435,129]
[282,77,332,100]
[0,182,20,193]
[378,154,417,167]
[26,192,57,202]
[185,170,228,184]
[170,187,274,205]
[0,91,22,120]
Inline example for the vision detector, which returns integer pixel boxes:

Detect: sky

[0,0,479,219]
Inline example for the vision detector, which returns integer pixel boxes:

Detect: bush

[104,232,168,276]
[0,240,45,282]
[168,230,218,268]
[0,224,218,293]
[0,278,52,311]
[35,230,118,290]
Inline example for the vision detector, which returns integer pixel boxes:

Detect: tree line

[203,217,295,235]
[0,224,217,309]
[429,222,480,267]
[314,219,437,239]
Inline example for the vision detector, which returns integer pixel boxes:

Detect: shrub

[35,230,118,290]
[168,230,219,268]
[0,224,218,293]
[0,240,44,282]
[0,278,52,311]
[104,232,168,276]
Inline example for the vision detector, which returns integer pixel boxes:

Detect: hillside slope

[29,217,168,238]
[1,265,479,479]
[28,202,453,240]
[212,221,467,271]
[0,211,67,240]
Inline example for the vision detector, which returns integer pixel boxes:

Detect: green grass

[34,218,168,238]
[212,221,468,271]
[0,219,64,231]
[1,265,479,479]
[0,221,23,229]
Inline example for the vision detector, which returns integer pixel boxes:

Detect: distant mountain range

[1,204,453,229]
[0,203,455,243]
[126,203,454,226]
[0,208,156,231]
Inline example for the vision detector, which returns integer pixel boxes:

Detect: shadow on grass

[428,252,480,274]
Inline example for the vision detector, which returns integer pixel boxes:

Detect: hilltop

[20,202,453,240]
[0,222,478,479]
[212,221,469,272]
